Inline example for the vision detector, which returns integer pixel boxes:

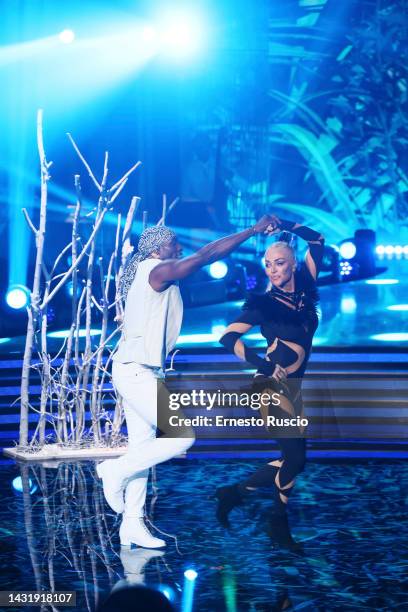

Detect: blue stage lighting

[158,11,205,59]
[246,332,264,341]
[0,338,11,345]
[12,477,37,494]
[184,569,198,581]
[312,336,327,346]
[59,29,75,44]
[339,260,353,278]
[6,285,30,310]
[157,585,176,602]
[339,241,356,260]
[182,568,197,612]
[365,279,399,285]
[211,322,227,337]
[66,281,82,298]
[141,26,157,43]
[370,333,408,342]
[341,296,357,314]
[48,329,101,339]
[376,244,408,257]
[209,261,228,279]
[177,333,218,345]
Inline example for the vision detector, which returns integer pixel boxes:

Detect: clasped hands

[252,214,283,236]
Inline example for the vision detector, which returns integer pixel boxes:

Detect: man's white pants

[112,361,195,518]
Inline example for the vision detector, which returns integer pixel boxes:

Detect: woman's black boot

[267,513,303,553]
[215,484,243,528]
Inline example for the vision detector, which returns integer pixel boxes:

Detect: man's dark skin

[148,215,280,292]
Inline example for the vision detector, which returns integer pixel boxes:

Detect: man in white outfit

[97,215,277,548]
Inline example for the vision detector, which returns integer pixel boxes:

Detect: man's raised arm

[150,215,278,291]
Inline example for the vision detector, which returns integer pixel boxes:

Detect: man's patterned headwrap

[120,226,177,300]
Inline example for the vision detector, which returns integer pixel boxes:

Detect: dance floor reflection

[1,458,406,611]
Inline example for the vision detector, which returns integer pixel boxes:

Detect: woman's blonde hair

[265,241,296,263]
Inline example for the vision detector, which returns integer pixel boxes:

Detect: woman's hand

[265,227,281,237]
[263,214,283,236]
[272,364,287,382]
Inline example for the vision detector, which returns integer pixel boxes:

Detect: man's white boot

[96,460,125,514]
[119,516,166,549]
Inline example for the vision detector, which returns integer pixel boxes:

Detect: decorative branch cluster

[18,110,178,452]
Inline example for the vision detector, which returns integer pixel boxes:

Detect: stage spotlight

[12,477,37,494]
[376,244,408,257]
[59,29,75,44]
[141,25,157,43]
[184,569,198,581]
[209,261,228,279]
[6,285,30,310]
[339,240,356,260]
[159,11,205,59]
[339,261,353,278]
[387,304,408,311]
[182,568,197,612]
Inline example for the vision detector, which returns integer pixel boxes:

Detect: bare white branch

[41,208,107,308]
[110,177,128,203]
[66,133,101,192]
[109,161,141,192]
[22,208,38,235]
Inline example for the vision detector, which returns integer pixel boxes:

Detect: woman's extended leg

[215,438,306,541]
[271,437,306,514]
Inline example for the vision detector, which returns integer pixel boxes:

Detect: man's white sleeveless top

[113,259,183,368]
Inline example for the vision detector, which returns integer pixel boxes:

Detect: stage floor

[1,457,407,611]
